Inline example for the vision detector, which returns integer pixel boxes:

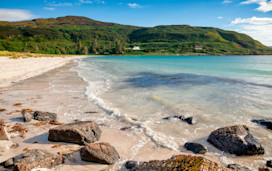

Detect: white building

[195,46,203,50]
[132,46,140,50]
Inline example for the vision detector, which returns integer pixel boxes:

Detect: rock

[183,117,197,125]
[163,115,184,120]
[80,142,120,164]
[184,142,207,154]
[33,111,57,121]
[14,149,64,171]
[252,119,272,130]
[259,167,270,171]
[227,164,251,171]
[48,121,101,145]
[120,127,131,131]
[1,158,14,168]
[49,120,62,125]
[22,109,34,122]
[208,125,264,156]
[125,161,139,169]
[0,126,8,140]
[131,155,227,171]
[22,109,57,122]
[267,160,272,168]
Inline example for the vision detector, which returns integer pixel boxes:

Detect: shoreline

[0,56,270,170]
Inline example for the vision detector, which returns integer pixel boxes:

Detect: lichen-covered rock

[22,110,57,122]
[131,155,227,171]
[208,125,264,156]
[252,119,272,130]
[0,126,8,140]
[227,164,251,171]
[80,142,120,164]
[184,142,207,154]
[48,121,101,145]
[14,149,64,171]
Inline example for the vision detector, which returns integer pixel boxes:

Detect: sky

[0,0,272,46]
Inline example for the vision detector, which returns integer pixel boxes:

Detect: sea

[74,55,272,168]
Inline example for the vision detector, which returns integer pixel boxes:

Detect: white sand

[0,56,88,88]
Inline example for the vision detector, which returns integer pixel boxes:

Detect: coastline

[0,55,270,170]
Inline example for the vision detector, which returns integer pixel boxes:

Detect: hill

[0,16,271,55]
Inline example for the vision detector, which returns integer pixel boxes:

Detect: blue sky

[0,0,272,45]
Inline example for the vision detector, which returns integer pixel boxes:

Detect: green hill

[0,16,271,55]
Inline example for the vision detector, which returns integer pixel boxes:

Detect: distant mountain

[0,16,271,55]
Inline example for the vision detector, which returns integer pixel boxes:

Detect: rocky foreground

[0,109,272,170]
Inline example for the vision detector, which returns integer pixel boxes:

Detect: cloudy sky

[0,0,271,46]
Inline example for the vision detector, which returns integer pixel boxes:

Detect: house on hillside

[194,46,203,50]
[132,46,140,50]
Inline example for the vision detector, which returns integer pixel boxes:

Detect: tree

[83,46,88,55]
[115,39,122,54]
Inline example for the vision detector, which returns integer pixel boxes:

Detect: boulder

[48,121,101,145]
[227,164,251,171]
[0,126,8,140]
[22,110,57,122]
[131,155,227,171]
[259,167,270,171]
[14,149,64,171]
[80,142,120,164]
[208,125,264,156]
[252,119,272,130]
[33,111,57,121]
[184,142,207,154]
[125,161,139,170]
[267,160,272,168]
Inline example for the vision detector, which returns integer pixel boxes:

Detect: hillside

[0,16,271,55]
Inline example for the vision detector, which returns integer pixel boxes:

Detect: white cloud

[0,9,36,21]
[79,0,93,4]
[128,3,142,8]
[43,7,55,11]
[231,16,272,24]
[231,16,272,46]
[49,2,73,6]
[240,0,272,12]
[222,0,233,4]
[218,16,224,19]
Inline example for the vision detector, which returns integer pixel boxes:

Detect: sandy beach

[0,56,270,171]
[0,57,181,171]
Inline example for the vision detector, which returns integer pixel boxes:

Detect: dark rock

[1,158,14,168]
[80,142,120,164]
[131,155,227,171]
[163,115,184,120]
[48,121,101,145]
[22,110,57,122]
[14,149,64,171]
[120,127,131,131]
[208,125,264,156]
[33,111,57,121]
[227,164,251,171]
[267,160,272,168]
[252,119,272,130]
[259,167,270,171]
[0,126,8,140]
[125,161,139,169]
[184,142,207,154]
[183,117,197,125]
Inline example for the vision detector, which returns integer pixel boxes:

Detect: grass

[0,51,79,59]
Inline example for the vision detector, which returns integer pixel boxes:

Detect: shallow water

[74,55,272,169]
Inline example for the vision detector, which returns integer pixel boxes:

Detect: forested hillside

[0,16,271,55]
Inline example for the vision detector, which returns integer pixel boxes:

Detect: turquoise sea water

[75,55,272,167]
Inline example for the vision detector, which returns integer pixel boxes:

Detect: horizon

[0,0,272,46]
